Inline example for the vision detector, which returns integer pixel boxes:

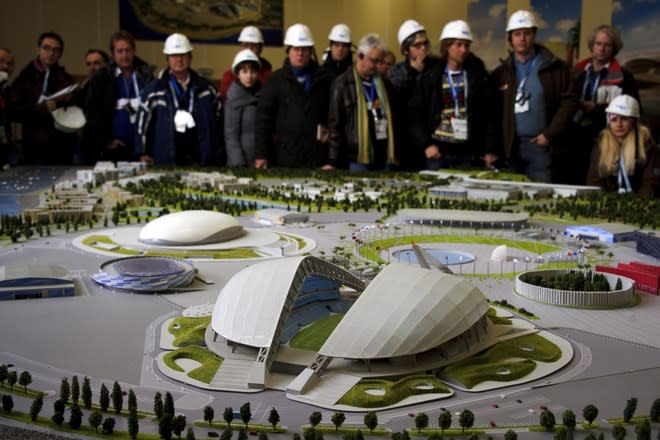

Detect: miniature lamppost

[459,255,463,275]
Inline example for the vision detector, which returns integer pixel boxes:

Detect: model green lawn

[337,375,451,408]
[486,307,513,325]
[308,424,390,436]
[443,333,561,389]
[289,314,344,351]
[194,419,287,433]
[162,346,223,384]
[169,316,211,347]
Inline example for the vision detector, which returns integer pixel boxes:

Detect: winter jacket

[255,58,333,168]
[411,53,499,169]
[490,44,578,159]
[224,81,260,167]
[136,69,221,166]
[219,56,272,102]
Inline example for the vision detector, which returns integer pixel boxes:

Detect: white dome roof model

[490,245,508,262]
[139,210,245,246]
[319,263,489,359]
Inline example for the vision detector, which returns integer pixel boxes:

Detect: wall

[0,0,614,79]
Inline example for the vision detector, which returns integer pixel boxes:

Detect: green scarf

[353,67,396,165]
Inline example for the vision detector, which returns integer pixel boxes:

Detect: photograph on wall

[468,0,508,71]
[119,0,284,45]
[612,0,660,131]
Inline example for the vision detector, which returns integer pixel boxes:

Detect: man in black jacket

[83,30,154,164]
[255,23,333,169]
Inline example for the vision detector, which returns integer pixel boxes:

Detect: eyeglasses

[410,40,430,49]
[40,44,62,55]
[367,57,384,65]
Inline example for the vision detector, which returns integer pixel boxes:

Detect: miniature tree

[99,383,110,411]
[1,394,13,413]
[128,404,139,439]
[18,370,32,392]
[624,397,638,423]
[650,399,660,422]
[221,428,233,440]
[173,414,187,439]
[584,433,597,440]
[128,388,137,413]
[415,412,429,433]
[562,409,576,431]
[613,424,627,440]
[583,404,599,427]
[554,427,568,440]
[505,429,518,440]
[309,411,322,428]
[102,417,116,434]
[268,407,280,430]
[164,391,175,416]
[364,411,378,433]
[81,376,92,409]
[635,419,651,440]
[439,410,452,433]
[459,409,475,432]
[186,427,196,440]
[7,371,17,391]
[428,433,443,440]
[238,428,248,440]
[224,406,234,427]
[111,380,123,414]
[29,395,43,421]
[204,405,215,425]
[332,411,346,431]
[71,375,80,403]
[54,398,65,414]
[68,402,82,429]
[240,402,251,429]
[89,410,103,433]
[0,365,7,387]
[159,413,174,440]
[154,391,164,420]
[258,431,268,440]
[52,410,65,427]
[540,410,556,431]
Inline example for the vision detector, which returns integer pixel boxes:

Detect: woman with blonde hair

[586,95,659,196]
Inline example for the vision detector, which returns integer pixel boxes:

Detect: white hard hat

[163,33,193,55]
[232,48,261,71]
[53,106,86,133]
[284,23,315,47]
[238,26,264,44]
[506,10,538,32]
[328,24,351,43]
[440,20,473,41]
[398,19,425,45]
[606,95,640,118]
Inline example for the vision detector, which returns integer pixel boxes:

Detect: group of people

[0,10,657,196]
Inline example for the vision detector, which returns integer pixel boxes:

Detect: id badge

[514,91,529,114]
[174,110,195,133]
[451,118,468,141]
[375,118,388,140]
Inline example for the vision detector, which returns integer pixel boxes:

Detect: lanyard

[515,54,537,93]
[581,65,601,101]
[445,67,468,117]
[40,68,50,97]
[169,76,194,113]
[362,80,379,117]
[617,154,633,193]
[123,72,140,98]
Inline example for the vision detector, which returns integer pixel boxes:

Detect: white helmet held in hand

[232,48,261,71]
[506,10,537,32]
[238,26,264,44]
[606,95,640,119]
[398,19,425,45]
[163,33,193,55]
[440,20,473,41]
[284,23,315,47]
[328,24,351,43]
[53,106,86,133]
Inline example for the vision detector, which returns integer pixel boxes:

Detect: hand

[255,158,268,169]
[409,53,427,72]
[531,133,550,146]
[320,164,334,171]
[483,153,499,168]
[140,154,153,165]
[107,139,126,150]
[581,101,596,113]
[425,145,441,160]
[45,100,57,112]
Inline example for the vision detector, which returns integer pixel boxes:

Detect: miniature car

[492,403,499,408]
[540,405,548,410]
[489,421,497,427]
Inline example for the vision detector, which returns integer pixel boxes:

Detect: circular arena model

[139,210,245,245]
[394,249,475,265]
[92,256,196,292]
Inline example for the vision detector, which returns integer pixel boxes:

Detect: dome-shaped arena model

[92,256,196,292]
[139,210,245,245]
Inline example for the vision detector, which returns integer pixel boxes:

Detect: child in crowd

[586,95,659,196]
[224,49,261,167]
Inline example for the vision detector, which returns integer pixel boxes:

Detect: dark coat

[255,58,333,168]
[135,69,221,166]
[224,81,259,167]
[490,44,578,159]
[411,53,499,169]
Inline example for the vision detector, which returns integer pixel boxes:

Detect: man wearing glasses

[328,34,398,171]
[8,32,77,164]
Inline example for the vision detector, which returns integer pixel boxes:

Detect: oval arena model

[138,210,245,246]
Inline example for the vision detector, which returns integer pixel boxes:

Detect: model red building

[596,262,660,295]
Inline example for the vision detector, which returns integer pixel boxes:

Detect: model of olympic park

[71,203,642,411]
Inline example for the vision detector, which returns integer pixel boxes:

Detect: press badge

[451,118,468,140]
[174,110,196,133]
[375,118,388,140]
[514,91,529,114]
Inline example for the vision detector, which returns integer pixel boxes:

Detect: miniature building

[0,264,74,300]
[398,208,528,229]
[565,224,638,243]
[596,262,660,295]
[254,208,309,225]
[139,210,245,245]
[92,256,196,292]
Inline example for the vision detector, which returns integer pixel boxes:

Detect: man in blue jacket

[136,33,221,166]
